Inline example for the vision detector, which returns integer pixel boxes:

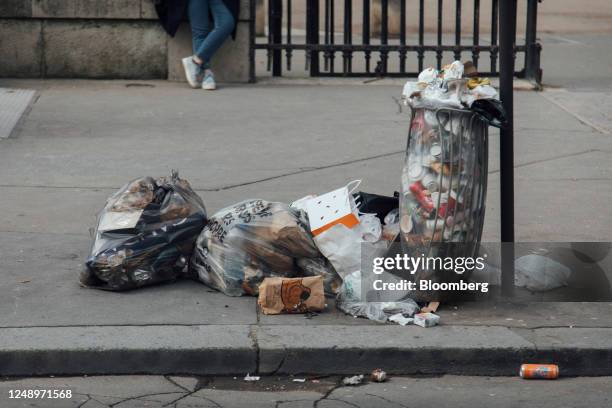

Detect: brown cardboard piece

[258,276,325,315]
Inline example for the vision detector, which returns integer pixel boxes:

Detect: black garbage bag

[353,191,399,221]
[470,98,507,128]
[190,199,341,297]
[81,171,207,291]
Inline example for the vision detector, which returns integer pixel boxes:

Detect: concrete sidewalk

[0,77,611,377]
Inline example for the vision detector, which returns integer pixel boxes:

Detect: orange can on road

[520,364,559,379]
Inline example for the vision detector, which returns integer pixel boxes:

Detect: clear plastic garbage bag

[336,270,419,323]
[190,200,341,296]
[82,171,207,291]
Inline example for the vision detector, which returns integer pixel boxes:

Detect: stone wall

[0,0,252,82]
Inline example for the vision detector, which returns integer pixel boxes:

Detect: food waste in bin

[81,171,207,291]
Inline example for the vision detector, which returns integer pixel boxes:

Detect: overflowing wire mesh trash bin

[400,107,489,265]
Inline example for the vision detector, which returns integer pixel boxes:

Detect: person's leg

[182,0,210,88]
[188,0,211,63]
[193,0,235,66]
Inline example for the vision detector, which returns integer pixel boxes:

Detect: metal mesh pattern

[400,107,488,261]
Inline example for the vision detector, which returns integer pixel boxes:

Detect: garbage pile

[81,174,430,324]
[189,199,340,297]
[81,171,207,291]
[401,60,506,128]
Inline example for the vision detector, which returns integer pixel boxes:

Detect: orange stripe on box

[311,213,360,237]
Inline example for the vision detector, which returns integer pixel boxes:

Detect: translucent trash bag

[190,199,341,296]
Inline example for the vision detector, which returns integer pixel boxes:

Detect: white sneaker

[202,70,217,90]
[182,57,202,89]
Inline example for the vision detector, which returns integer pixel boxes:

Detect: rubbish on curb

[82,171,207,291]
[519,364,559,380]
[353,191,399,222]
[359,213,382,242]
[258,276,325,315]
[370,369,388,383]
[190,200,339,296]
[292,378,306,383]
[336,270,419,322]
[342,375,364,386]
[305,182,361,238]
[388,313,414,326]
[244,374,260,382]
[414,312,440,328]
[305,182,362,279]
[515,252,571,292]
[420,301,440,313]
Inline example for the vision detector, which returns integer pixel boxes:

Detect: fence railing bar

[380,0,389,75]
[491,0,499,73]
[437,0,443,69]
[255,43,524,52]
[399,0,407,73]
[473,0,480,68]
[324,0,329,70]
[343,0,353,75]
[363,0,371,73]
[418,0,425,72]
[455,0,462,61]
[286,0,292,70]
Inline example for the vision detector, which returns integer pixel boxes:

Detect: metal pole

[499,0,516,297]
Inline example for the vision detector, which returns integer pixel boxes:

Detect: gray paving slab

[0,88,36,139]
[2,375,612,408]
[0,231,257,327]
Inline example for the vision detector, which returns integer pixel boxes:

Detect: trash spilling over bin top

[400,61,505,301]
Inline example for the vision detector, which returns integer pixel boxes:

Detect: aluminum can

[519,364,559,379]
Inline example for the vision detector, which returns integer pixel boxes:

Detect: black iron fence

[250,0,542,84]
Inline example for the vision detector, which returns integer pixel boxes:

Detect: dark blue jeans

[188,0,235,69]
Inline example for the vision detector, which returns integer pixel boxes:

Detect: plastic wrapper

[336,270,419,323]
[82,171,207,291]
[190,200,340,296]
[515,250,572,292]
[353,191,399,221]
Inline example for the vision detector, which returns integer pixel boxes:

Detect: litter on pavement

[370,369,388,383]
[519,364,559,379]
[244,374,261,382]
[257,276,325,315]
[342,375,364,386]
[414,312,441,328]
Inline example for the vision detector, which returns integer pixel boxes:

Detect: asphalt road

[1,375,611,408]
